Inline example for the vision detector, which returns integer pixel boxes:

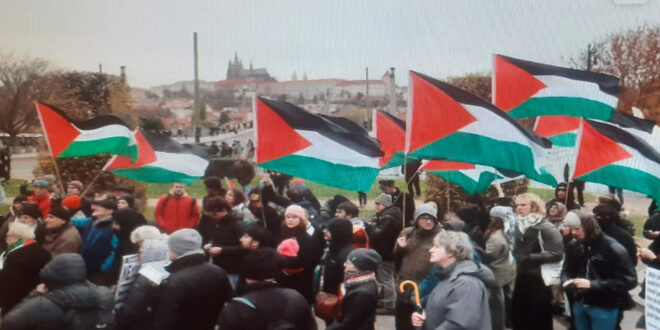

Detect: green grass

[529,187,597,204]
[0,204,9,214]
[2,179,25,197]
[629,214,646,238]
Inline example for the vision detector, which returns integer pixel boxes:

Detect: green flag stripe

[508,97,614,120]
[577,164,660,203]
[58,137,137,159]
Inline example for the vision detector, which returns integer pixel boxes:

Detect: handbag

[314,266,341,322]
[538,230,563,286]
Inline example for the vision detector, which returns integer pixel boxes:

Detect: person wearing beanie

[320,219,355,297]
[154,228,232,330]
[366,192,403,313]
[393,203,442,330]
[130,225,166,247]
[1,253,114,329]
[155,182,200,234]
[240,225,274,250]
[412,231,495,329]
[28,180,51,218]
[217,248,317,330]
[64,182,93,218]
[196,196,244,288]
[276,204,323,304]
[66,180,83,196]
[75,198,118,285]
[593,203,637,267]
[561,211,637,330]
[546,182,579,212]
[0,222,51,316]
[484,206,517,330]
[326,248,381,330]
[42,203,83,257]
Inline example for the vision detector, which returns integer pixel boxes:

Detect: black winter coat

[196,214,245,274]
[599,220,638,266]
[388,188,415,226]
[0,242,51,315]
[278,228,323,304]
[367,206,403,261]
[513,220,564,277]
[114,275,160,330]
[327,281,378,330]
[153,253,232,330]
[321,220,354,294]
[217,281,317,330]
[561,234,637,309]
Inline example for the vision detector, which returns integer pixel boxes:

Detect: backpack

[46,289,116,330]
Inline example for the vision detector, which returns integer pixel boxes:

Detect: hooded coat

[0,241,51,316]
[423,260,495,330]
[1,253,114,329]
[41,222,82,257]
[367,206,403,261]
[320,220,354,294]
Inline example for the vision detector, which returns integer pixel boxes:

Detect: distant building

[226,52,275,81]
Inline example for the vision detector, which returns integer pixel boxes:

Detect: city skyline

[1,0,658,88]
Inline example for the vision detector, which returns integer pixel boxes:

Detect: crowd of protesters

[0,171,653,330]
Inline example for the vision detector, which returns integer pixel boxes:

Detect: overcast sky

[1,0,658,88]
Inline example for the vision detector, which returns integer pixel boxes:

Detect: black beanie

[242,248,283,280]
[19,202,42,219]
[48,204,71,222]
[347,248,382,272]
[92,198,118,211]
[244,225,274,248]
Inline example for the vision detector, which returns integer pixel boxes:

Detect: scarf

[516,213,544,236]
[342,271,377,289]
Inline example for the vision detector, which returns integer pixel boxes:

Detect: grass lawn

[629,214,646,238]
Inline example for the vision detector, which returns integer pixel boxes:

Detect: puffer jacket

[155,193,200,234]
[2,253,115,330]
[367,206,403,261]
[423,260,495,330]
[562,234,637,309]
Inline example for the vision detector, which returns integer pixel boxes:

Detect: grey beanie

[168,228,203,255]
[563,212,582,228]
[375,193,392,207]
[415,203,437,220]
[347,248,382,272]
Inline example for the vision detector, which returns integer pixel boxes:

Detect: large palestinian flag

[256,97,383,192]
[493,55,621,120]
[35,102,137,160]
[421,160,499,194]
[406,71,556,186]
[104,130,209,184]
[372,110,410,168]
[573,119,660,202]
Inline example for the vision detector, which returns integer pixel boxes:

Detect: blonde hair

[7,222,36,240]
[515,193,546,216]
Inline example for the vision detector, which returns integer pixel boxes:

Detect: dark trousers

[512,274,553,330]
[407,177,421,198]
[358,192,367,207]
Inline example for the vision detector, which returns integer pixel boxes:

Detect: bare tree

[0,53,49,146]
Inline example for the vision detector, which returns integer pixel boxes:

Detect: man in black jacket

[218,248,317,330]
[379,180,415,226]
[367,193,403,313]
[561,212,637,330]
[154,228,232,330]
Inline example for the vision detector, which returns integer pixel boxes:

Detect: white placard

[114,254,140,309]
[646,267,660,329]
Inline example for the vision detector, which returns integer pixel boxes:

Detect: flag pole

[81,170,105,197]
[34,102,65,194]
[402,155,408,228]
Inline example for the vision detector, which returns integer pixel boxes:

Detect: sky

[1,0,658,88]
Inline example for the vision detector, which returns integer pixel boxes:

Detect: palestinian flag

[255,97,383,192]
[372,110,409,168]
[493,54,621,120]
[104,129,209,184]
[35,102,137,160]
[534,116,580,147]
[573,119,660,202]
[406,71,556,186]
[421,160,499,194]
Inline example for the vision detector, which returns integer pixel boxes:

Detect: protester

[240,225,274,249]
[411,230,495,329]
[561,211,637,330]
[593,203,637,266]
[110,208,147,276]
[546,182,580,211]
[203,176,226,204]
[112,185,134,198]
[66,180,92,217]
[247,190,282,238]
[320,219,355,295]
[218,248,317,330]
[154,228,232,330]
[226,188,254,223]
[511,193,564,330]
[320,195,350,221]
[78,198,117,285]
[484,207,517,330]
[367,193,403,314]
[327,248,381,330]
[456,204,486,248]
[131,225,167,247]
[27,179,51,218]
[117,195,135,210]
[1,253,115,329]
[379,179,415,226]
[335,200,369,248]
[115,239,170,330]
[393,203,442,330]
[545,201,568,229]
[0,222,51,316]
[41,203,82,256]
[268,171,292,196]
[155,182,200,234]
[277,205,323,304]
[16,201,43,240]
[197,196,244,287]
[0,196,27,252]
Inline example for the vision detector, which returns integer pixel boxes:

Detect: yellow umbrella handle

[398,280,421,306]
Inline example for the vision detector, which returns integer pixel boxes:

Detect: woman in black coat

[0,222,51,316]
[320,219,354,295]
[277,205,323,304]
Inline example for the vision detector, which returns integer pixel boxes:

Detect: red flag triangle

[574,121,632,178]
[105,130,156,170]
[256,99,312,163]
[422,160,476,171]
[535,116,580,138]
[36,103,80,157]
[494,55,547,111]
[375,112,405,167]
[408,72,477,153]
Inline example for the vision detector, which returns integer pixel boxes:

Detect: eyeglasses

[418,216,435,222]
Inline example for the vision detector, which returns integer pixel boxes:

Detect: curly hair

[433,230,474,261]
